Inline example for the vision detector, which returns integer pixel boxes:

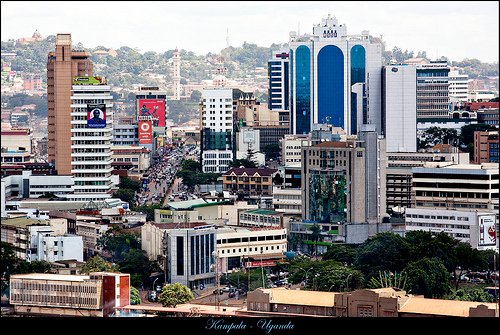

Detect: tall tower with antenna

[226,28,230,48]
[172,48,181,100]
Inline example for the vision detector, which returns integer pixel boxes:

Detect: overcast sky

[1,1,499,63]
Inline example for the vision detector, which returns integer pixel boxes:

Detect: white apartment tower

[382,64,417,152]
[449,68,469,102]
[68,77,114,201]
[200,88,234,173]
[172,48,181,100]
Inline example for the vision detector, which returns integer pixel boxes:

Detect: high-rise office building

[301,140,366,224]
[268,50,289,111]
[47,34,93,175]
[200,88,234,173]
[67,77,114,202]
[289,14,383,135]
[382,64,417,152]
[414,60,450,120]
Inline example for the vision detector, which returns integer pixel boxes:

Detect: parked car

[148,291,157,302]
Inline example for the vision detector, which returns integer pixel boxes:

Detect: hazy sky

[1,1,499,62]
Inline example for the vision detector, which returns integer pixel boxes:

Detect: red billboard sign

[138,99,165,127]
[245,260,277,268]
[138,121,152,144]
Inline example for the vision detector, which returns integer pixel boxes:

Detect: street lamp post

[345,273,353,292]
[296,267,314,286]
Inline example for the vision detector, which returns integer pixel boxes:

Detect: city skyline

[1,1,499,63]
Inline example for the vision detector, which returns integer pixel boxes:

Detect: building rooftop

[10,273,90,282]
[0,217,49,228]
[314,141,354,148]
[243,209,282,216]
[259,288,337,307]
[151,222,215,230]
[167,198,208,210]
[223,168,277,177]
[399,296,498,317]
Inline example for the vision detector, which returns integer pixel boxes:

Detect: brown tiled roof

[314,141,353,148]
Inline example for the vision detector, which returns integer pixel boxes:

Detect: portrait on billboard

[87,104,106,128]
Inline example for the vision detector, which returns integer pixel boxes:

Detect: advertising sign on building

[138,99,166,127]
[138,121,153,144]
[73,76,105,85]
[86,104,106,128]
[479,215,497,247]
[245,260,277,268]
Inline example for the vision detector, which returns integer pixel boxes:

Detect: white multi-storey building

[200,88,234,173]
[281,134,311,167]
[68,80,114,201]
[382,64,417,152]
[289,14,383,135]
[405,208,498,251]
[216,226,287,272]
[448,68,469,102]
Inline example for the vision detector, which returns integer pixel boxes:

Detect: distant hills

[1,35,498,92]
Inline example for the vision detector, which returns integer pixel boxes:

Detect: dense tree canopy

[355,232,411,279]
[404,257,451,298]
[157,282,194,307]
[80,255,118,274]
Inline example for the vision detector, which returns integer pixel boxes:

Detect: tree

[262,143,280,160]
[130,286,141,305]
[181,159,201,172]
[80,255,118,274]
[97,226,141,261]
[355,232,411,279]
[322,244,357,266]
[1,242,17,296]
[405,231,459,273]
[310,224,323,256]
[117,249,158,287]
[404,257,451,298]
[446,286,495,303]
[190,90,202,102]
[157,282,194,307]
[230,158,256,168]
[120,177,141,192]
[221,269,269,291]
[15,260,51,274]
[112,188,135,204]
[313,262,364,292]
[367,270,408,291]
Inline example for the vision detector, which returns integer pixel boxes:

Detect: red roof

[223,167,277,176]
[466,102,499,111]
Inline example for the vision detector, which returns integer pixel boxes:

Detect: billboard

[87,104,106,128]
[138,99,165,127]
[138,121,152,144]
[73,76,106,85]
[479,215,497,247]
[157,136,164,149]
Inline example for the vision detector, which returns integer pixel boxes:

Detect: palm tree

[310,224,323,256]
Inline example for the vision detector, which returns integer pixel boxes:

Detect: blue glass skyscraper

[289,15,383,135]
